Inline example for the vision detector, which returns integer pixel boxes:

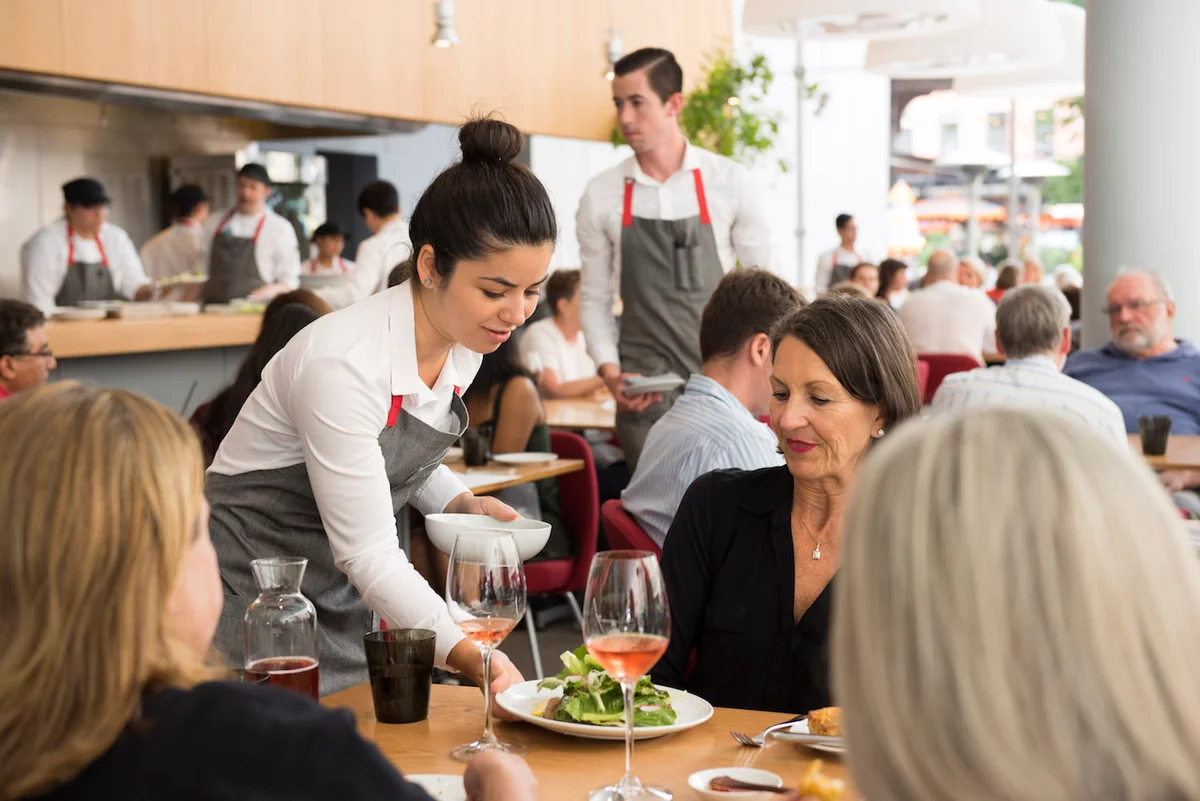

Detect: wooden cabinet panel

[60,0,207,89]
[318,0,423,117]
[0,0,65,74]
[203,0,324,108]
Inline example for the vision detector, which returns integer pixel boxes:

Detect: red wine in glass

[247,656,319,700]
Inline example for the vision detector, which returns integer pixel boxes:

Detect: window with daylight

[1035,110,1055,158]
[987,112,1008,152]
[941,122,958,155]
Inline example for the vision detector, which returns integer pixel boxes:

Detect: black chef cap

[170,184,210,219]
[237,163,272,187]
[311,222,347,241]
[62,178,111,208]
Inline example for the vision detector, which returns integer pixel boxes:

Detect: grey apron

[55,225,118,307]
[616,168,723,470]
[827,251,861,290]
[204,210,267,304]
[206,391,469,696]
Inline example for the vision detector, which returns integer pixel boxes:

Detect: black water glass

[364,629,436,724]
[462,427,491,467]
[1139,415,1173,457]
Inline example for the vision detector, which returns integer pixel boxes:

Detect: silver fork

[730,716,805,747]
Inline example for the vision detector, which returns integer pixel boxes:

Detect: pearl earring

[877,428,885,436]
[424,278,433,287]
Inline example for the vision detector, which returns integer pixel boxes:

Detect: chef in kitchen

[306,221,356,275]
[577,48,773,469]
[196,163,300,303]
[20,178,154,314]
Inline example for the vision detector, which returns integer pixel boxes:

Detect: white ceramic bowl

[424,514,551,561]
[687,768,784,800]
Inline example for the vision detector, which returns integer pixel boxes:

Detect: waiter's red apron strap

[66,224,109,268]
[386,385,461,427]
[621,169,711,228]
[214,210,268,243]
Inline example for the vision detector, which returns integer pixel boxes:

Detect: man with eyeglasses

[0,299,56,401]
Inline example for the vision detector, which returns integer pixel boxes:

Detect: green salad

[533,645,677,727]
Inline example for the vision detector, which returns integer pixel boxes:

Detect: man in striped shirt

[931,284,1126,443]
[622,268,802,546]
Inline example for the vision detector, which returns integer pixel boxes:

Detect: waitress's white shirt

[577,143,774,368]
[195,207,301,288]
[318,218,410,310]
[20,218,150,314]
[140,221,203,282]
[209,280,480,664]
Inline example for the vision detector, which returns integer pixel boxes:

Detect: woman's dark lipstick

[786,439,816,454]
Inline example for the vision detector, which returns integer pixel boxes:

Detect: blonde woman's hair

[0,383,212,798]
[835,408,1200,801]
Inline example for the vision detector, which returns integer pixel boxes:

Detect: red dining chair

[600,500,661,558]
[917,359,931,402]
[522,430,599,679]
[919,353,982,404]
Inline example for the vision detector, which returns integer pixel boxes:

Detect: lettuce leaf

[535,644,677,727]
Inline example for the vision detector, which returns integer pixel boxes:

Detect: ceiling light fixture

[432,0,459,48]
[604,29,624,80]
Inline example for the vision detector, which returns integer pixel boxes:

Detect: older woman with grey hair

[652,295,923,713]
[836,407,1200,801]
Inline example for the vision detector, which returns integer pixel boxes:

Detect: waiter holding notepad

[577,48,773,470]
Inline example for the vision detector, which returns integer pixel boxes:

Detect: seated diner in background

[986,260,1021,303]
[21,177,153,314]
[898,248,997,364]
[827,280,873,299]
[957,255,987,289]
[190,301,326,465]
[652,294,922,712]
[0,383,538,801]
[931,285,1126,443]
[517,268,605,400]
[622,268,801,548]
[0,299,55,401]
[835,407,1200,801]
[875,257,909,309]
[847,262,879,297]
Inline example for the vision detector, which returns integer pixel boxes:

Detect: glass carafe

[244,556,320,700]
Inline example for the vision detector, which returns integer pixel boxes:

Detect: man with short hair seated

[898,248,998,363]
[932,285,1126,443]
[621,268,802,547]
[0,299,56,401]
[1066,270,1200,495]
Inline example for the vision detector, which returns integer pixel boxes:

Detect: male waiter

[814,213,869,293]
[317,180,409,310]
[577,48,773,469]
[197,163,300,303]
[21,178,152,314]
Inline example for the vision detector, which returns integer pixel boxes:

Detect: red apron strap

[213,209,237,242]
[692,168,711,226]
[251,213,268,243]
[386,395,404,427]
[338,257,347,273]
[66,224,109,268]
[621,178,635,227]
[453,385,461,396]
[309,258,318,274]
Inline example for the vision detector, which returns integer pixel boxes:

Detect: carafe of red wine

[244,556,320,700]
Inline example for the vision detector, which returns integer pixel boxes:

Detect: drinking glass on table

[583,551,673,801]
[445,530,528,761]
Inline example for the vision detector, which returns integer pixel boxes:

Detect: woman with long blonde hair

[836,408,1200,801]
[0,384,535,801]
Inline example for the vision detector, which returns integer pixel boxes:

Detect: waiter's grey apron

[204,210,267,304]
[55,225,118,307]
[207,390,468,696]
[616,168,723,470]
[827,252,861,290]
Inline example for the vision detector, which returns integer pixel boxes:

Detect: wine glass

[583,551,672,801]
[445,530,528,761]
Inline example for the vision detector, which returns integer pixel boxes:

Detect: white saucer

[493,452,557,465]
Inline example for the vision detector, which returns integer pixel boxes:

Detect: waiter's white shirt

[318,218,410,310]
[209,280,479,664]
[20,218,149,314]
[898,280,997,363]
[140,221,202,282]
[577,143,774,368]
[195,207,301,289]
[814,246,871,293]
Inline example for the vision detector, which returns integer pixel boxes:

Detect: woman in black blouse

[652,295,922,713]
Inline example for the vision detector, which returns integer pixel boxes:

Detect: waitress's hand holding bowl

[443,491,525,720]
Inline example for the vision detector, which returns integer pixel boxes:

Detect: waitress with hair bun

[206,118,557,698]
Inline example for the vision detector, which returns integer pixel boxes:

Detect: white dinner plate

[495,679,713,741]
[52,307,108,321]
[624,374,686,396]
[493,452,557,465]
[773,719,845,754]
[405,774,465,801]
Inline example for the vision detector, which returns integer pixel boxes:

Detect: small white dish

[405,774,465,801]
[424,514,551,561]
[773,719,845,754]
[624,374,686,395]
[496,680,714,741]
[493,452,557,465]
[688,768,784,799]
[171,302,201,316]
[52,307,107,321]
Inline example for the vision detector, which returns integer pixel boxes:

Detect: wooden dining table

[445,458,585,495]
[1128,433,1200,471]
[323,683,855,800]
[544,398,617,432]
